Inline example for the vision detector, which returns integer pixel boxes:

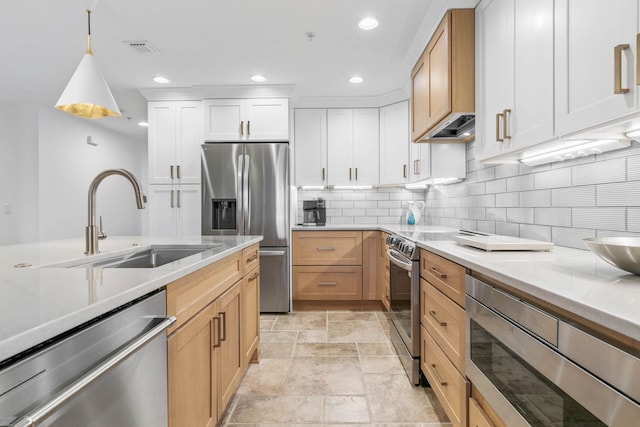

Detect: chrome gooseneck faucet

[85,169,147,254]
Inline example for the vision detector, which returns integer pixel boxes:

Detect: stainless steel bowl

[584,237,640,275]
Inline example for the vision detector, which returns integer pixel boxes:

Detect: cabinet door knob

[614,44,630,94]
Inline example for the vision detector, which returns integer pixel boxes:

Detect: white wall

[0,103,147,245]
[37,107,147,241]
[0,104,39,245]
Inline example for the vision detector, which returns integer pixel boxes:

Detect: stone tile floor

[220,310,452,427]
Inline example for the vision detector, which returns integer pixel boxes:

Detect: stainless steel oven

[386,234,422,385]
[466,275,640,427]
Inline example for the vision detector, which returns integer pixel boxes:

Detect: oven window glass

[470,319,606,426]
[389,263,412,342]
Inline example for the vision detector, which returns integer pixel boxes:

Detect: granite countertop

[296,224,640,342]
[0,235,262,363]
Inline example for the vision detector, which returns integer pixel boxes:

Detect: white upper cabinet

[476,0,554,162]
[380,101,410,185]
[327,109,379,186]
[203,98,289,141]
[555,0,639,136]
[148,101,202,185]
[294,109,328,186]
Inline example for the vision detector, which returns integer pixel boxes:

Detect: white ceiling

[0,0,476,136]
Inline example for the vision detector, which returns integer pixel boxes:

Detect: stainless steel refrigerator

[201,142,290,312]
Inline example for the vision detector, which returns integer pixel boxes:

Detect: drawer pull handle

[318,281,337,286]
[317,247,336,251]
[219,311,227,342]
[429,310,447,327]
[248,272,260,282]
[430,267,447,279]
[213,316,222,348]
[430,364,447,386]
[246,253,258,263]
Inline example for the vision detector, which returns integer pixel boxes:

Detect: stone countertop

[417,240,640,343]
[296,224,640,342]
[0,235,262,363]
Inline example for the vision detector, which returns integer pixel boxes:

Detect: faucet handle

[98,215,107,240]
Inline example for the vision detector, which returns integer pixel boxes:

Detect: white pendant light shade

[56,52,120,118]
[55,10,121,119]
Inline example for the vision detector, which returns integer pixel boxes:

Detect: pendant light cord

[86,9,93,54]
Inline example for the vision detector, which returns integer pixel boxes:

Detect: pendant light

[55,10,121,119]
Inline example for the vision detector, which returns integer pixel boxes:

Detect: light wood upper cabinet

[476,0,555,162]
[203,98,289,141]
[294,109,328,186]
[411,9,475,142]
[148,101,202,185]
[555,0,639,136]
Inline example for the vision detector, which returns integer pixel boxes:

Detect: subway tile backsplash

[296,188,426,226]
[425,140,640,249]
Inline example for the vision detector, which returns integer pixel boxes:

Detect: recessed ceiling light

[349,76,364,84]
[251,74,267,82]
[138,121,149,127]
[152,76,170,84]
[358,17,379,30]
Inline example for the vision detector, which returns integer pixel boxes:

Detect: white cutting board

[454,234,554,251]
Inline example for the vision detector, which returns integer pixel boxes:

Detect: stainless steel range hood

[425,113,475,141]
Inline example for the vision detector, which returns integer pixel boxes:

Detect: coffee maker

[302,198,326,226]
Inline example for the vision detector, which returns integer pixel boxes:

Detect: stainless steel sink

[44,244,225,269]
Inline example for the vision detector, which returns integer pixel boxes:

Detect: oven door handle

[387,249,413,271]
[10,316,176,427]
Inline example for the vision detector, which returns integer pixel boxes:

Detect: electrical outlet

[4,203,11,215]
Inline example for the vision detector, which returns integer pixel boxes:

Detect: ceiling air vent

[123,40,161,54]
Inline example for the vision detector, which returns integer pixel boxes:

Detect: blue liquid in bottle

[407,210,415,225]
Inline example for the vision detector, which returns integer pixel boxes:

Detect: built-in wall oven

[386,234,422,385]
[466,275,640,427]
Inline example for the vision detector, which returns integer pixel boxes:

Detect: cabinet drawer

[421,249,466,307]
[469,397,496,427]
[243,244,260,274]
[293,266,363,300]
[421,325,469,427]
[421,279,465,373]
[167,252,242,333]
[293,231,363,265]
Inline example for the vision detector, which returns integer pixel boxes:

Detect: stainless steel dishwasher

[0,290,175,427]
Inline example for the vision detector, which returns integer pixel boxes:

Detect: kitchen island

[0,235,262,364]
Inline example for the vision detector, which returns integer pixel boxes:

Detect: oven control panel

[386,234,418,260]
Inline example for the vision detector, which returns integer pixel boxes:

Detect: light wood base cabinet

[242,246,260,365]
[167,244,261,427]
[293,230,382,305]
[421,325,469,427]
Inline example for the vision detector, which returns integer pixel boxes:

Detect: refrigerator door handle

[259,250,286,256]
[243,153,250,234]
[237,154,245,235]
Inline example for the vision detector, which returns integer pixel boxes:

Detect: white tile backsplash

[425,140,640,249]
[297,188,424,226]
